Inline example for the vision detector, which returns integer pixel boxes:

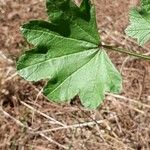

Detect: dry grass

[0,0,150,149]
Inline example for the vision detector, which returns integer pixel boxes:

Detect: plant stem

[101,44,150,61]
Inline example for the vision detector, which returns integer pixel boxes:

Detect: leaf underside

[126,0,150,45]
[17,0,122,109]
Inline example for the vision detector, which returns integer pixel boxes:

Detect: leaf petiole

[100,44,150,61]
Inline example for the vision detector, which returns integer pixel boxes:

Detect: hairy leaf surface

[17,0,122,109]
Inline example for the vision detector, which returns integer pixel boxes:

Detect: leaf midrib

[18,48,99,71]
[22,27,98,46]
[47,50,101,96]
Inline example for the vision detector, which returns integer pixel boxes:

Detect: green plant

[17,0,150,109]
[126,0,150,45]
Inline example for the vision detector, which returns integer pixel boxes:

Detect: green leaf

[17,0,122,109]
[141,0,150,13]
[46,0,76,23]
[46,0,91,23]
[43,50,121,109]
[126,0,150,45]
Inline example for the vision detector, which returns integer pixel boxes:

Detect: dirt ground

[0,0,150,149]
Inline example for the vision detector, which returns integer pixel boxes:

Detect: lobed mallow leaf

[17,0,122,109]
[126,0,150,45]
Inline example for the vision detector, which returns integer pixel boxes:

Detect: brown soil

[0,0,150,150]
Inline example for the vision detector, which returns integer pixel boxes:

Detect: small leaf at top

[17,0,122,109]
[126,0,150,45]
